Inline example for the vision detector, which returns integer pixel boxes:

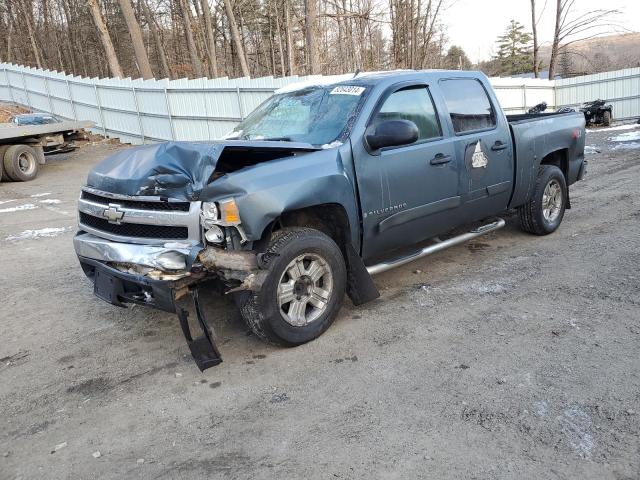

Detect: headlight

[204,225,224,243]
[201,202,218,220]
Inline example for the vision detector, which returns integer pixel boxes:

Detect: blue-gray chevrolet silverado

[74,70,586,370]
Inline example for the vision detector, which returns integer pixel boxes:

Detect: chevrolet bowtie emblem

[103,204,125,224]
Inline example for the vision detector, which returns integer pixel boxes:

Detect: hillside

[539,33,640,77]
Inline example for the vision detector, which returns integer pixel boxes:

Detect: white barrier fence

[0,63,637,146]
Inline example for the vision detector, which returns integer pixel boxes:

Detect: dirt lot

[1,124,639,480]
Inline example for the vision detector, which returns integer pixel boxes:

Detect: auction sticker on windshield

[330,86,366,96]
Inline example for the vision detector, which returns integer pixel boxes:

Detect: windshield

[226,85,369,146]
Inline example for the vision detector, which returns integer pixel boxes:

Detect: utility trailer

[0,120,94,182]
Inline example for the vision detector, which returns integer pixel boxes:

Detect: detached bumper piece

[176,289,222,371]
[79,257,223,371]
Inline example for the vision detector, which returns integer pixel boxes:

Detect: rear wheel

[603,110,612,126]
[238,227,346,346]
[3,144,39,182]
[518,165,567,235]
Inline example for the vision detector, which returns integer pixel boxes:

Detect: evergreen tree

[443,46,472,70]
[495,20,533,75]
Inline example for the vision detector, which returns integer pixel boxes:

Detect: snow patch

[0,203,38,214]
[610,131,640,142]
[612,142,640,150]
[38,199,62,205]
[559,406,594,459]
[30,192,51,197]
[5,227,69,241]
[275,74,356,94]
[590,123,639,133]
[584,145,600,154]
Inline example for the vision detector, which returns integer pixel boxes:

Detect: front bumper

[74,232,263,370]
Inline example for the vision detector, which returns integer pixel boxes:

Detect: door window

[440,79,496,133]
[372,87,441,141]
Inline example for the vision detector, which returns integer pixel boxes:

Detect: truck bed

[506,111,575,124]
[0,120,94,142]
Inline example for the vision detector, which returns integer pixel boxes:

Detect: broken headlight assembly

[201,199,246,244]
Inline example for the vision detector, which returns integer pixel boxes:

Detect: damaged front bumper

[74,232,263,370]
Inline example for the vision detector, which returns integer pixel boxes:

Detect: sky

[442,0,640,62]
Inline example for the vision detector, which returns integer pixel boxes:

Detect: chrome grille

[77,187,201,245]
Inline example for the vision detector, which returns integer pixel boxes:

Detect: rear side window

[372,87,441,141]
[440,79,496,133]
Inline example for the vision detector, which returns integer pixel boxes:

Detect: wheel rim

[17,151,36,175]
[542,179,563,222]
[277,253,333,327]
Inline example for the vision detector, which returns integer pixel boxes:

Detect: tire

[603,110,611,127]
[238,227,347,347]
[518,165,567,235]
[0,145,10,181]
[3,144,39,182]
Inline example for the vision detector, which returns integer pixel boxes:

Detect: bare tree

[223,0,250,77]
[180,0,204,77]
[87,0,124,77]
[549,0,621,79]
[530,0,540,77]
[141,0,171,78]
[200,0,219,78]
[117,0,153,79]
[304,0,320,74]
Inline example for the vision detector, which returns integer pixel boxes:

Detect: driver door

[353,84,461,261]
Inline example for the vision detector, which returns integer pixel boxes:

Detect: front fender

[200,145,360,246]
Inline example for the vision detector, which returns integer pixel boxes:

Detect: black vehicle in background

[579,99,612,126]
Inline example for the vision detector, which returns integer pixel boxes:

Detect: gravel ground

[1,124,639,480]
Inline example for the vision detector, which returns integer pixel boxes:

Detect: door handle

[491,141,508,151]
[430,153,452,165]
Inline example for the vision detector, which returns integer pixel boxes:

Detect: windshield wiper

[261,136,292,142]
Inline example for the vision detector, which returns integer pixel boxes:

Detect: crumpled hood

[87,141,320,200]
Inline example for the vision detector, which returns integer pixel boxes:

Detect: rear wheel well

[540,149,568,181]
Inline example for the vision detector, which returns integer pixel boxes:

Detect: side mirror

[366,119,419,150]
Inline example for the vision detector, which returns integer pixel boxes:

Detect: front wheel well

[270,204,352,249]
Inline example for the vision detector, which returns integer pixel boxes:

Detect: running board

[366,218,506,275]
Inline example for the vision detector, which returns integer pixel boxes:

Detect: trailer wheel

[0,145,10,181]
[3,144,39,182]
[518,165,567,236]
[238,227,346,347]
[603,110,611,127]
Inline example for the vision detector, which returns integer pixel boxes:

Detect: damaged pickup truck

[74,70,586,370]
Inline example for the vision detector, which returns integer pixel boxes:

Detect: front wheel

[238,227,346,346]
[603,110,612,126]
[518,165,567,235]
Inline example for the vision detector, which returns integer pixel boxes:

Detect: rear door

[352,83,461,261]
[438,78,513,222]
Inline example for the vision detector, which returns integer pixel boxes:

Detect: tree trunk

[223,0,250,77]
[284,0,296,75]
[548,0,562,79]
[274,1,286,76]
[117,0,153,79]
[530,0,539,78]
[142,0,171,79]
[87,0,123,77]
[180,0,204,77]
[304,0,319,74]
[18,0,43,68]
[200,0,219,77]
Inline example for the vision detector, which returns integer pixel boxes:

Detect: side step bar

[366,218,506,275]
